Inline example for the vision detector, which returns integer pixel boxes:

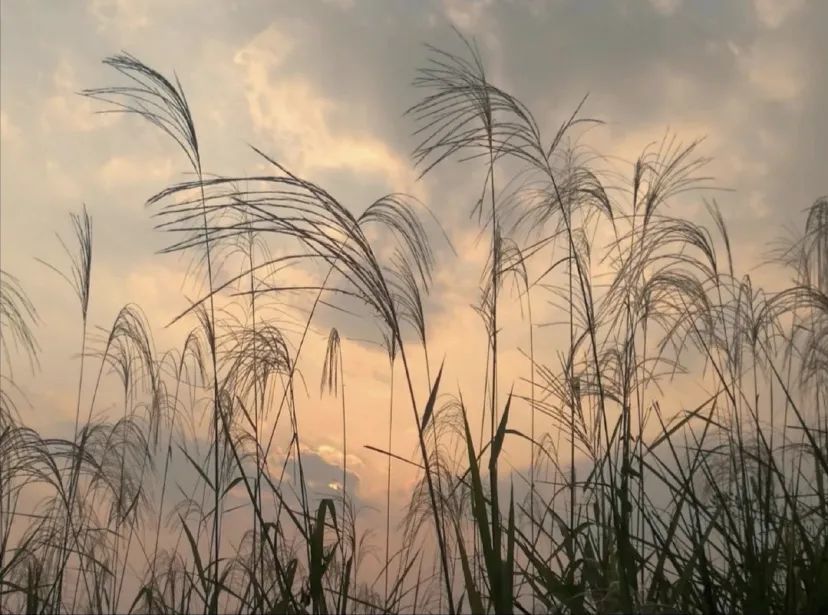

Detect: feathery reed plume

[83,54,228,613]
[3,39,827,615]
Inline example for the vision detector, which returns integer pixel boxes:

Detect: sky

[1,0,827,538]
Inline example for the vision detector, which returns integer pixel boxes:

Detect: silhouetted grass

[1,34,826,614]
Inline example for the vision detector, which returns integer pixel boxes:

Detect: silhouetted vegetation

[1,34,826,614]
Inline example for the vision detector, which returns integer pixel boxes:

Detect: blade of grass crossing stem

[455,520,484,615]
[310,498,338,615]
[491,392,514,614]
[179,516,209,609]
[459,398,494,578]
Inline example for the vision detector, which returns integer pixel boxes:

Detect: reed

[0,35,825,615]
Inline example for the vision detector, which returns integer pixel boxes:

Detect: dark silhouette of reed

[0,33,826,615]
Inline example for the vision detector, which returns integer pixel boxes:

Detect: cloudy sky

[1,0,826,519]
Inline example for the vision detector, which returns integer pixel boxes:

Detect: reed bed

[1,35,826,614]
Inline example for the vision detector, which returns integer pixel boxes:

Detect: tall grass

[1,35,826,614]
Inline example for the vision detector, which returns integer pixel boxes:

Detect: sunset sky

[2,0,826,522]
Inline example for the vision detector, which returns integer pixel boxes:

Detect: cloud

[2,0,826,556]
[98,154,175,188]
[648,0,682,16]
[322,0,355,10]
[111,264,187,314]
[42,58,115,133]
[753,0,805,29]
[316,443,364,471]
[442,0,493,31]
[43,159,83,200]
[233,24,423,197]
[735,40,805,103]
[270,445,365,504]
[0,110,21,144]
[87,0,151,33]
